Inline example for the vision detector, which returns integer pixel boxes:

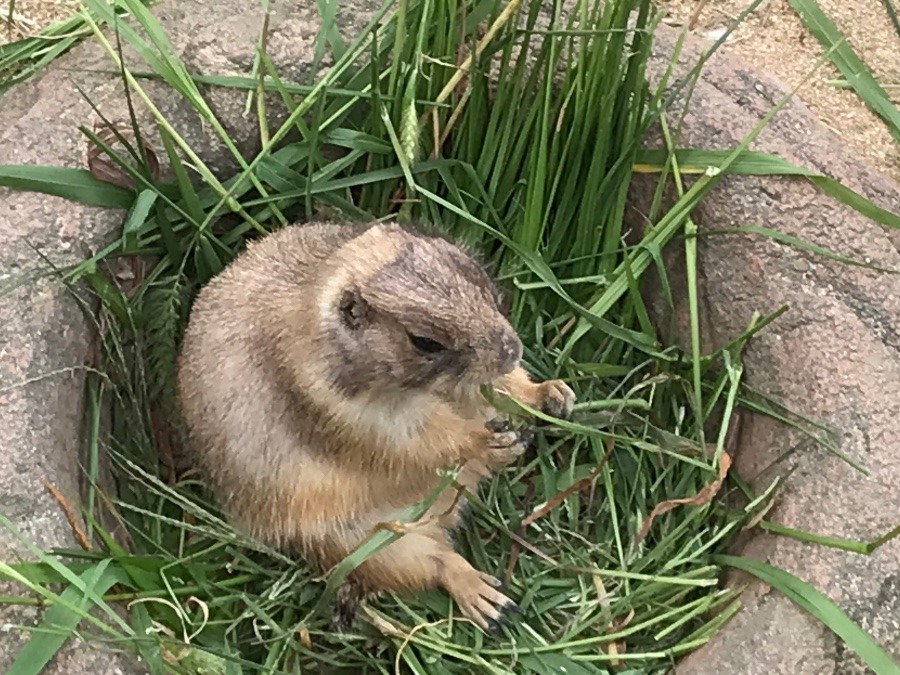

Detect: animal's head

[316,223,522,400]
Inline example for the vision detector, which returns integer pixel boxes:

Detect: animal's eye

[338,289,367,330]
[408,333,447,355]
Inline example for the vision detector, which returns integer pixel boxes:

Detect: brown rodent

[175,219,576,632]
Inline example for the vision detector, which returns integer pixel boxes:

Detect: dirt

[662,0,900,184]
[1,0,79,42]
[2,0,899,184]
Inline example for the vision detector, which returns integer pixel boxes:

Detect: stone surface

[630,27,900,675]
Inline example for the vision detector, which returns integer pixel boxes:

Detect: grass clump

[0,0,898,673]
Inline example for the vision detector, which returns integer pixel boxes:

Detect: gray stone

[631,26,900,675]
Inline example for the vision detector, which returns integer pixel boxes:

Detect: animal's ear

[338,287,369,329]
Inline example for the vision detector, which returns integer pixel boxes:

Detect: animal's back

[176,222,361,542]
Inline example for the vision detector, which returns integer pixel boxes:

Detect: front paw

[537,380,576,419]
[483,418,534,466]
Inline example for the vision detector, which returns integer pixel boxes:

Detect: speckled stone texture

[631,27,900,675]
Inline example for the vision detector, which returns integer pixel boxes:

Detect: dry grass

[661,0,900,183]
[2,0,80,43]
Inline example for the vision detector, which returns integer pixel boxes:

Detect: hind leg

[331,520,518,632]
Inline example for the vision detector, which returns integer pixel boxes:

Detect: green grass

[0,0,899,673]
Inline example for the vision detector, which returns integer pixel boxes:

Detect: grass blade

[715,555,900,674]
[701,224,897,273]
[6,561,127,675]
[634,148,900,231]
[0,165,134,208]
[788,0,900,142]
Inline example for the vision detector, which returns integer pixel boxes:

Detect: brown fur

[175,220,576,631]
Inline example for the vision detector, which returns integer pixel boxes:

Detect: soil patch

[663,0,900,183]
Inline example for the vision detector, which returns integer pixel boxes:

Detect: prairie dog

[175,220,576,631]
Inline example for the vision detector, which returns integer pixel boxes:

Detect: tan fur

[176,220,576,631]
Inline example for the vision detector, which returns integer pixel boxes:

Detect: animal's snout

[494,327,523,374]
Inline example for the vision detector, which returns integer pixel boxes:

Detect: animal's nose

[495,328,523,374]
